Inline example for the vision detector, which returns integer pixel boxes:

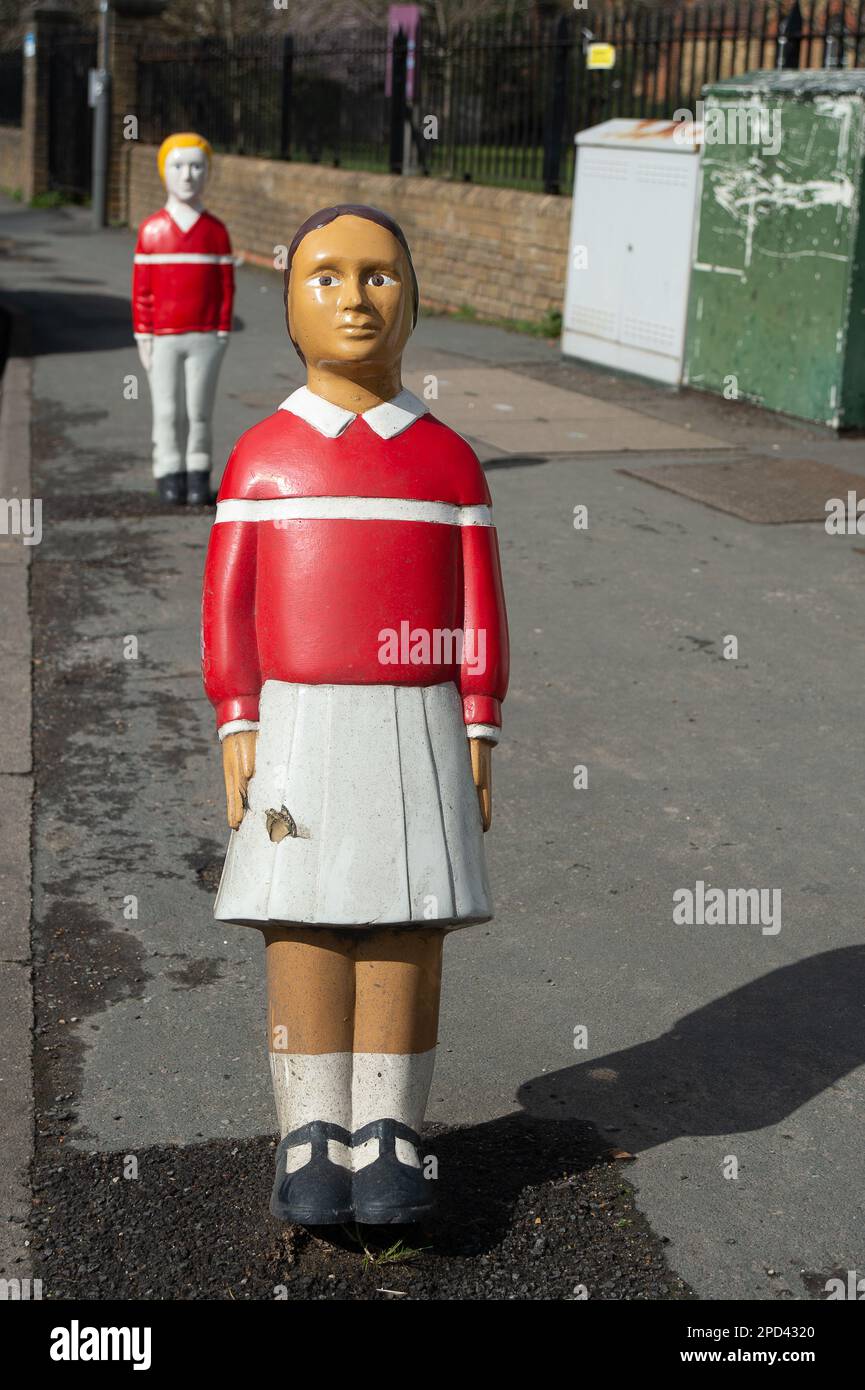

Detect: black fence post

[389,28,408,174]
[280,34,293,160]
[542,14,571,195]
[777,1,803,70]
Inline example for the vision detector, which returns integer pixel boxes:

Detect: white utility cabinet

[561,118,702,385]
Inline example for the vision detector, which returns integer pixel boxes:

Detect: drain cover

[620,456,865,524]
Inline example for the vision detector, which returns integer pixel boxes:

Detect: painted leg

[351,928,444,1224]
[264,926,356,1224]
[148,335,186,500]
[184,332,227,495]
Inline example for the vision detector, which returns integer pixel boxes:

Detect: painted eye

[368,272,397,288]
[311,273,341,287]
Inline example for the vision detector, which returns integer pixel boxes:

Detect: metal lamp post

[90,0,167,227]
[90,0,110,227]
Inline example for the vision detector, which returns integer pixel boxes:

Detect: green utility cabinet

[684,70,865,430]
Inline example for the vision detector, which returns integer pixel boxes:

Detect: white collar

[165,196,203,233]
[278,385,428,440]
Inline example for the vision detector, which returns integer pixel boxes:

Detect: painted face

[287,215,414,368]
[164,146,209,203]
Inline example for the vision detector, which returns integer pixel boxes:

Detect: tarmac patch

[28,1117,694,1302]
[620,455,865,523]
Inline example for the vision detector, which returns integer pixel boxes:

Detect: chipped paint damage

[266,805,298,843]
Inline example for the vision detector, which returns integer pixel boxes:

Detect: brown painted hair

[282,203,419,362]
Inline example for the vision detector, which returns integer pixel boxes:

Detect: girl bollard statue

[131,132,234,506]
[201,205,509,1225]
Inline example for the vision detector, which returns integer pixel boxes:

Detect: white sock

[351,1050,437,1168]
[269,1052,354,1171]
[270,1050,437,1173]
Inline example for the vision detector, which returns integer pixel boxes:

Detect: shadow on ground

[519,947,865,1153]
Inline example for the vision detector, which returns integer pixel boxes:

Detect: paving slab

[0,774,32,964]
[0,565,29,650]
[0,606,30,775]
[404,365,730,453]
[0,961,32,1282]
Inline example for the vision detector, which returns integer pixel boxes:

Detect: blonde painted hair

[157,132,212,183]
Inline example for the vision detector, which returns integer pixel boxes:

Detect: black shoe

[186,471,212,506]
[157,472,186,504]
[270,1120,353,1225]
[351,1119,434,1225]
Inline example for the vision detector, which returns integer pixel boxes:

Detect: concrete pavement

[3,193,865,1300]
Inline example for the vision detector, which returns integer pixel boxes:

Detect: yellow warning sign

[586,42,616,70]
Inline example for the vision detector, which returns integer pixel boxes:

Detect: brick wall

[0,128,23,194]
[128,145,572,325]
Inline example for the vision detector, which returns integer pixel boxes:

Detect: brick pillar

[20,2,78,202]
[101,17,159,225]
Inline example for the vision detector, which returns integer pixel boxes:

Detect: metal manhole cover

[619,456,865,524]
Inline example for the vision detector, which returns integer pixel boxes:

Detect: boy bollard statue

[201,205,509,1224]
[132,132,234,505]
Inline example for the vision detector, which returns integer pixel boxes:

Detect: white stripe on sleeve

[218,719,260,741]
[465,723,500,745]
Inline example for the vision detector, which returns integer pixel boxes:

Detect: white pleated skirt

[214,680,493,930]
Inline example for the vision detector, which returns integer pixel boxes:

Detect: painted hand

[222,730,258,830]
[469,737,493,832]
[136,336,153,372]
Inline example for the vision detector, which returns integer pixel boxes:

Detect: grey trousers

[148,331,227,478]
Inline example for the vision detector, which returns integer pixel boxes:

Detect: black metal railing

[0,46,23,126]
[136,29,394,171]
[134,1,865,195]
[47,31,97,200]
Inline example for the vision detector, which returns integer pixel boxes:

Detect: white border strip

[214,497,492,527]
[134,253,234,265]
[0,309,35,1283]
